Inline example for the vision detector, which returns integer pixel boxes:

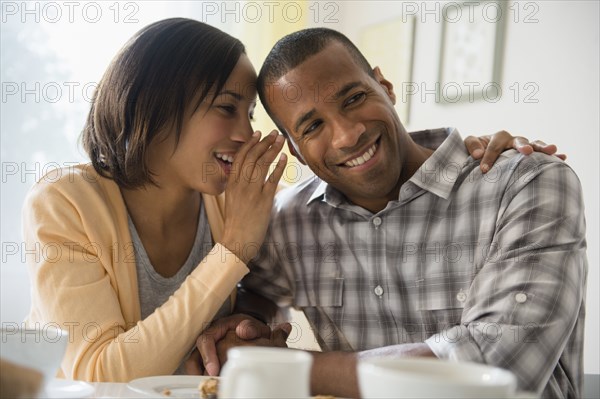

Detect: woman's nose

[230,115,254,143]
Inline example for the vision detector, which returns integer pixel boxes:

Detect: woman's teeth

[345,143,377,167]
[216,153,234,163]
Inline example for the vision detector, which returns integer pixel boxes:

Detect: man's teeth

[216,153,234,163]
[345,143,377,167]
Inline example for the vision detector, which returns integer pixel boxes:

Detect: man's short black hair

[257,28,375,133]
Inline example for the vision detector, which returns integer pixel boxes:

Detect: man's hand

[183,348,203,375]
[196,314,269,376]
[464,131,566,173]
[215,326,290,366]
[196,314,291,376]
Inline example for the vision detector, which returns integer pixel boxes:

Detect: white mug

[358,357,522,399]
[219,347,313,399]
[1,325,69,394]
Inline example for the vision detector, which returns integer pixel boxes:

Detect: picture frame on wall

[438,0,507,103]
[359,16,416,123]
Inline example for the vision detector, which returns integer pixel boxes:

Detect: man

[198,28,587,398]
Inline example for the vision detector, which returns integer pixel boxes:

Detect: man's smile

[337,137,381,169]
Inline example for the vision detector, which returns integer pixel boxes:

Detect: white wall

[326,0,599,374]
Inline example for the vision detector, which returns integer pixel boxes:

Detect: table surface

[91,382,142,398]
[40,374,600,398]
[42,380,144,398]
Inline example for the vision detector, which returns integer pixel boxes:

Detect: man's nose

[330,117,366,150]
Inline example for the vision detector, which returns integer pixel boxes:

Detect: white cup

[358,357,519,399]
[1,325,69,393]
[219,347,313,399]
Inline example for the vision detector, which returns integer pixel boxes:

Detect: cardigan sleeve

[23,176,249,382]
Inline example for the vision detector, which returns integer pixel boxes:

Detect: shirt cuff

[425,325,485,364]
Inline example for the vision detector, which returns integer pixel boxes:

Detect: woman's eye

[218,105,236,114]
[249,112,255,122]
[345,92,366,107]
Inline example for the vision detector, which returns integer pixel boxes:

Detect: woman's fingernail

[481,164,489,173]
[472,149,483,158]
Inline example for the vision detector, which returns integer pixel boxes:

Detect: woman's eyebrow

[217,90,243,101]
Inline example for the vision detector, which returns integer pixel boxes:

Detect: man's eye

[304,120,322,135]
[345,92,366,107]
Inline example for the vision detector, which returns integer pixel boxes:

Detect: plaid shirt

[243,128,587,398]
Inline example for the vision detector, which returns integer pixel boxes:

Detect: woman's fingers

[255,135,285,182]
[479,131,511,173]
[236,130,280,184]
[234,131,285,188]
[230,131,261,183]
[464,135,489,160]
[243,130,278,167]
[530,140,558,155]
[265,153,287,195]
[512,136,534,155]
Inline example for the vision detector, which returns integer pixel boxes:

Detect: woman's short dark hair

[81,18,245,188]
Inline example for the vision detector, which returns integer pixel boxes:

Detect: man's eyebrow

[332,81,362,101]
[294,109,316,134]
[293,82,362,133]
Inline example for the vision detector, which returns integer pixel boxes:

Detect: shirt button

[456,291,467,302]
[515,293,528,303]
[374,285,384,296]
[372,217,382,227]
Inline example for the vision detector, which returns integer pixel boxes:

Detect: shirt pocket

[419,300,466,335]
[294,277,344,308]
[415,275,472,334]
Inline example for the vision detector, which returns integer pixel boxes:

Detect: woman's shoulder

[25,163,121,211]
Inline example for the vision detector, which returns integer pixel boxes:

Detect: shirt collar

[307,179,328,205]
[409,127,470,200]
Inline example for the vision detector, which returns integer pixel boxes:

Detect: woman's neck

[120,183,201,237]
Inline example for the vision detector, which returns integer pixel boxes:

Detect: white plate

[128,375,218,398]
[44,379,95,398]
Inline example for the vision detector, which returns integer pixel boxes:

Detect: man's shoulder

[493,150,580,185]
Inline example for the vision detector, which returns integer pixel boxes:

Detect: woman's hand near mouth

[220,130,287,264]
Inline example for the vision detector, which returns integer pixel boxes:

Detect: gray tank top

[128,201,231,321]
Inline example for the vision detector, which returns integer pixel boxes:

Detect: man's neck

[351,144,435,214]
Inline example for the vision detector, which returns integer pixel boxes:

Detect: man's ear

[286,139,306,165]
[373,66,396,105]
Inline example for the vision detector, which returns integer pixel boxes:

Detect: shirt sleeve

[241,225,295,309]
[23,181,249,382]
[425,161,587,394]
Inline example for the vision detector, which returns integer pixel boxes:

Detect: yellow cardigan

[23,164,248,382]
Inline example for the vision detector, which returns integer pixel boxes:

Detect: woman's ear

[373,66,396,105]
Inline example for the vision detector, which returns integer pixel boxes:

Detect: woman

[22,18,558,382]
